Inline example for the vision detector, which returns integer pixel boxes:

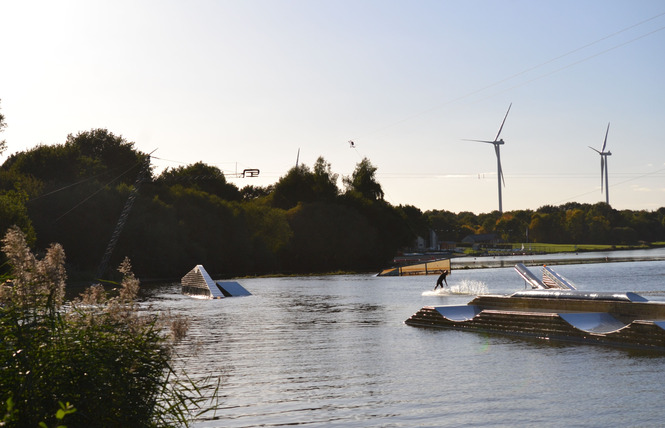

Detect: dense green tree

[66,129,146,181]
[120,185,253,278]
[2,143,81,186]
[612,226,638,244]
[271,165,317,210]
[0,100,6,157]
[565,208,586,244]
[0,168,43,199]
[312,156,339,201]
[241,184,273,201]
[585,212,612,244]
[399,205,430,243]
[283,202,377,273]
[340,193,414,266]
[426,209,462,241]
[240,200,293,273]
[156,161,241,201]
[113,187,183,277]
[622,210,663,242]
[343,157,384,200]
[28,180,128,272]
[457,211,479,234]
[3,129,145,188]
[496,213,528,242]
[270,157,339,209]
[479,214,498,234]
[529,211,565,243]
[560,202,585,211]
[0,191,35,246]
[536,204,560,214]
[0,108,35,262]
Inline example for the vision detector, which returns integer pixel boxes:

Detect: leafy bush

[0,226,216,427]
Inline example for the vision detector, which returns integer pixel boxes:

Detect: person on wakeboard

[434,269,449,290]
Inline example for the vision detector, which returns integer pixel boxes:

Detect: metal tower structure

[95,155,151,280]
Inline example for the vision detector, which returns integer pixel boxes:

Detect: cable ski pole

[95,154,152,280]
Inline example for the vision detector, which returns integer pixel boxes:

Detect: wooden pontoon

[405,264,665,351]
[379,257,451,276]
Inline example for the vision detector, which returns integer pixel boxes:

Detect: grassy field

[516,243,629,253]
[459,242,665,256]
[504,242,665,253]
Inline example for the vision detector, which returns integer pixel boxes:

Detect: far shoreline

[451,247,665,270]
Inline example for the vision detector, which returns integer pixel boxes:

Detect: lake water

[147,253,665,427]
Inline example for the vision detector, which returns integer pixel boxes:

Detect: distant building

[415,236,426,251]
[439,241,456,250]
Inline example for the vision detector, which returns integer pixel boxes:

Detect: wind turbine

[589,123,612,205]
[463,103,512,213]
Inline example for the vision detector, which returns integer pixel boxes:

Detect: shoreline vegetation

[0,127,664,282]
[228,244,665,279]
[453,250,665,270]
[387,243,665,273]
[472,241,665,255]
[0,226,220,427]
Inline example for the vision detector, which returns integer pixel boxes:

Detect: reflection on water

[144,259,665,427]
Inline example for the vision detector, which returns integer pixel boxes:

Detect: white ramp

[558,312,627,334]
[216,281,252,297]
[542,265,577,290]
[181,265,250,299]
[514,263,546,289]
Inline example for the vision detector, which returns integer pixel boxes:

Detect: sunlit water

[422,279,489,297]
[143,255,665,427]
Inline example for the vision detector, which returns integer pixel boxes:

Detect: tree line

[0,128,413,279]
[426,203,665,246]
[1,125,664,280]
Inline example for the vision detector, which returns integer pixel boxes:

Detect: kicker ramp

[435,305,482,321]
[558,312,628,334]
[181,265,251,299]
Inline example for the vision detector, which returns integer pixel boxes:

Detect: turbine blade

[600,157,605,193]
[602,122,610,152]
[463,139,495,144]
[589,146,601,154]
[495,102,512,142]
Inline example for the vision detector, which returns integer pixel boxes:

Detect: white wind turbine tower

[589,123,612,205]
[463,103,512,213]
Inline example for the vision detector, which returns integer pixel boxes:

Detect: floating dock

[181,265,251,299]
[379,257,451,276]
[405,265,665,351]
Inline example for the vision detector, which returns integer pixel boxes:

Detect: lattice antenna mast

[95,154,152,280]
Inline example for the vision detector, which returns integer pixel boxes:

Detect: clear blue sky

[1,0,664,214]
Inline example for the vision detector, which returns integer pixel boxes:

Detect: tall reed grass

[0,226,218,427]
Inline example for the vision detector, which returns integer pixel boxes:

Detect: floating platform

[181,265,251,299]
[405,265,665,351]
[379,257,450,276]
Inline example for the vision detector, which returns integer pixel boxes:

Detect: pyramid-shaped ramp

[181,265,251,299]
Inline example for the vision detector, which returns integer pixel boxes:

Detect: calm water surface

[147,256,665,427]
